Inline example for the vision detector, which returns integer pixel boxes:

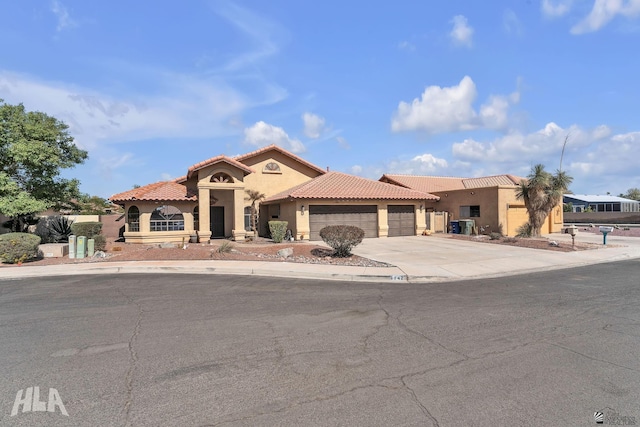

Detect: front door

[210,206,225,238]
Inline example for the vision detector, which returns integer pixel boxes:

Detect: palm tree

[516,164,572,237]
[245,189,266,235]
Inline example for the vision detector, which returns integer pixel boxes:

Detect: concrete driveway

[352,233,640,281]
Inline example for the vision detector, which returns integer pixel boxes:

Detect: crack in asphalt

[116,286,146,427]
[400,374,440,426]
[545,341,640,373]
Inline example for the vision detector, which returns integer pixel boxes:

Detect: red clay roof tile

[110,181,197,203]
[264,171,439,202]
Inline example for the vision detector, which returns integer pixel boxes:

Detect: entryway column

[198,187,212,242]
[231,189,246,241]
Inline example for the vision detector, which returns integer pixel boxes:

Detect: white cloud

[398,40,416,52]
[541,0,574,18]
[337,136,350,149]
[391,76,519,134]
[51,0,77,32]
[451,122,611,165]
[571,0,640,34]
[244,121,305,153]
[503,9,524,36]
[351,165,363,174]
[449,15,474,47]
[302,112,326,138]
[0,70,248,150]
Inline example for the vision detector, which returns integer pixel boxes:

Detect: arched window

[150,205,185,231]
[128,206,140,232]
[263,162,281,173]
[210,173,233,183]
[193,206,199,230]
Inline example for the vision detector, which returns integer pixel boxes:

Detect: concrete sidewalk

[1,232,639,283]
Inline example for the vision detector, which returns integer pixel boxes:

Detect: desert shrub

[516,222,533,238]
[35,216,74,243]
[319,225,365,257]
[92,234,107,251]
[217,241,234,253]
[268,221,288,243]
[489,232,502,240]
[0,233,42,264]
[71,221,103,238]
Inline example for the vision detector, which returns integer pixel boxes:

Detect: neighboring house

[380,174,565,236]
[563,194,640,213]
[110,145,439,243]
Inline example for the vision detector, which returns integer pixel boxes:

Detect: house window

[150,205,185,231]
[210,173,233,183]
[127,206,140,232]
[263,162,281,173]
[193,206,199,230]
[270,204,280,218]
[244,206,252,231]
[459,205,480,218]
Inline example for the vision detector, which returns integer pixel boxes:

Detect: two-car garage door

[308,204,416,240]
[309,205,378,241]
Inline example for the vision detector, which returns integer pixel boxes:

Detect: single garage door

[388,205,415,237]
[309,205,378,241]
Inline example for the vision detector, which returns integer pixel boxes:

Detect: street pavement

[0,231,639,283]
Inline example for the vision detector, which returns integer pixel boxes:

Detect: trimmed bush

[71,221,103,238]
[92,234,107,251]
[319,225,365,257]
[516,222,533,238]
[0,233,42,264]
[268,221,288,243]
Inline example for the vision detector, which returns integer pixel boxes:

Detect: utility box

[459,219,475,235]
[69,235,76,259]
[76,236,87,259]
[87,238,95,257]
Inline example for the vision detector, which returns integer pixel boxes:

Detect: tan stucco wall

[122,201,197,244]
[263,200,427,240]
[431,187,503,232]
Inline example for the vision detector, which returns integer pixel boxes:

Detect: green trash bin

[459,220,475,235]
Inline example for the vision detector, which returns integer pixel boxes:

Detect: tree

[516,164,572,237]
[245,189,265,234]
[0,100,88,231]
[621,188,640,201]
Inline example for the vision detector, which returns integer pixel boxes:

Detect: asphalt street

[1,260,639,426]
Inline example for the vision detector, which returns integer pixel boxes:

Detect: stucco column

[415,203,427,235]
[198,187,212,242]
[231,188,246,241]
[296,202,310,240]
[378,203,389,237]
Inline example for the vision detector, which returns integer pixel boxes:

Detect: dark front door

[210,206,225,238]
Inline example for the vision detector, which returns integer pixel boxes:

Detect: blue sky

[1,0,639,198]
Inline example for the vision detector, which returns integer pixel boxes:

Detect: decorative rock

[92,251,107,258]
[276,247,294,258]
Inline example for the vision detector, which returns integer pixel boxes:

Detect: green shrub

[516,222,533,238]
[489,232,502,240]
[319,225,365,257]
[35,216,74,243]
[71,221,103,238]
[0,233,42,264]
[268,221,288,243]
[92,235,107,251]
[217,241,234,253]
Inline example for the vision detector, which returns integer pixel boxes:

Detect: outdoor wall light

[420,204,424,212]
[301,205,305,215]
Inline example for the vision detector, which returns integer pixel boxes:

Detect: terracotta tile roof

[187,155,254,178]
[381,174,524,192]
[264,171,439,202]
[234,144,326,175]
[381,174,466,193]
[110,181,197,203]
[462,174,523,188]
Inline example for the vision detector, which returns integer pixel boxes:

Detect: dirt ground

[4,225,638,268]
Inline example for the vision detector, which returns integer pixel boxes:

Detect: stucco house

[110,145,439,243]
[380,174,564,236]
